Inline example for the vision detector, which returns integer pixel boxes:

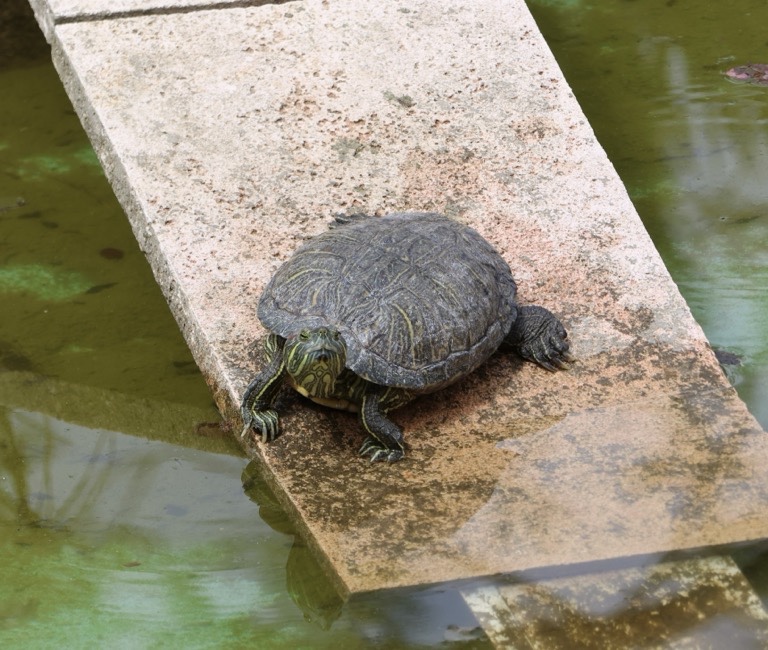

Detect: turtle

[241,212,572,462]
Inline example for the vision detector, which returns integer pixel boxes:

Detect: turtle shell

[257,212,518,391]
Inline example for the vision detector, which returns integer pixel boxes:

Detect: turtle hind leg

[358,387,405,463]
[505,305,573,371]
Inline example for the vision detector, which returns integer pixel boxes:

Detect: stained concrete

[463,556,768,648]
[28,0,768,597]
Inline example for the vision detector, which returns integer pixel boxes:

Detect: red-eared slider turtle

[241,212,571,462]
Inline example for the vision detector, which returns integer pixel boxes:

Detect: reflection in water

[466,554,768,648]
[0,407,290,644]
[242,461,345,629]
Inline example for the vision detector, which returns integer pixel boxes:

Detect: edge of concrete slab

[27,0,294,42]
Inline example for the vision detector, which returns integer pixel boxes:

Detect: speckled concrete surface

[31,0,768,595]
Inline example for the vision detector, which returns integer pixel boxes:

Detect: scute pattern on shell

[257,212,518,390]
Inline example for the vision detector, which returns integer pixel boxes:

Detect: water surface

[3,0,768,646]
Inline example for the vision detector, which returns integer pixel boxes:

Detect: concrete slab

[463,556,768,648]
[39,0,768,596]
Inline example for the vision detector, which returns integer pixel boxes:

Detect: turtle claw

[533,346,574,372]
[240,408,280,444]
[359,436,404,463]
[534,357,559,372]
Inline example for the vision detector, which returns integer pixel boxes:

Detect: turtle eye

[299,329,310,341]
[332,331,340,340]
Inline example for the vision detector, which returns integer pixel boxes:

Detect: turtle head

[284,327,346,399]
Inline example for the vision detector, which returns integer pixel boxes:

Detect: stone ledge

[27,0,289,41]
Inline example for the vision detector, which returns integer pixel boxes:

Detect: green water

[3,0,768,646]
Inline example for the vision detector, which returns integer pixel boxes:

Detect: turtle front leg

[241,334,287,443]
[505,305,573,371]
[358,387,405,463]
